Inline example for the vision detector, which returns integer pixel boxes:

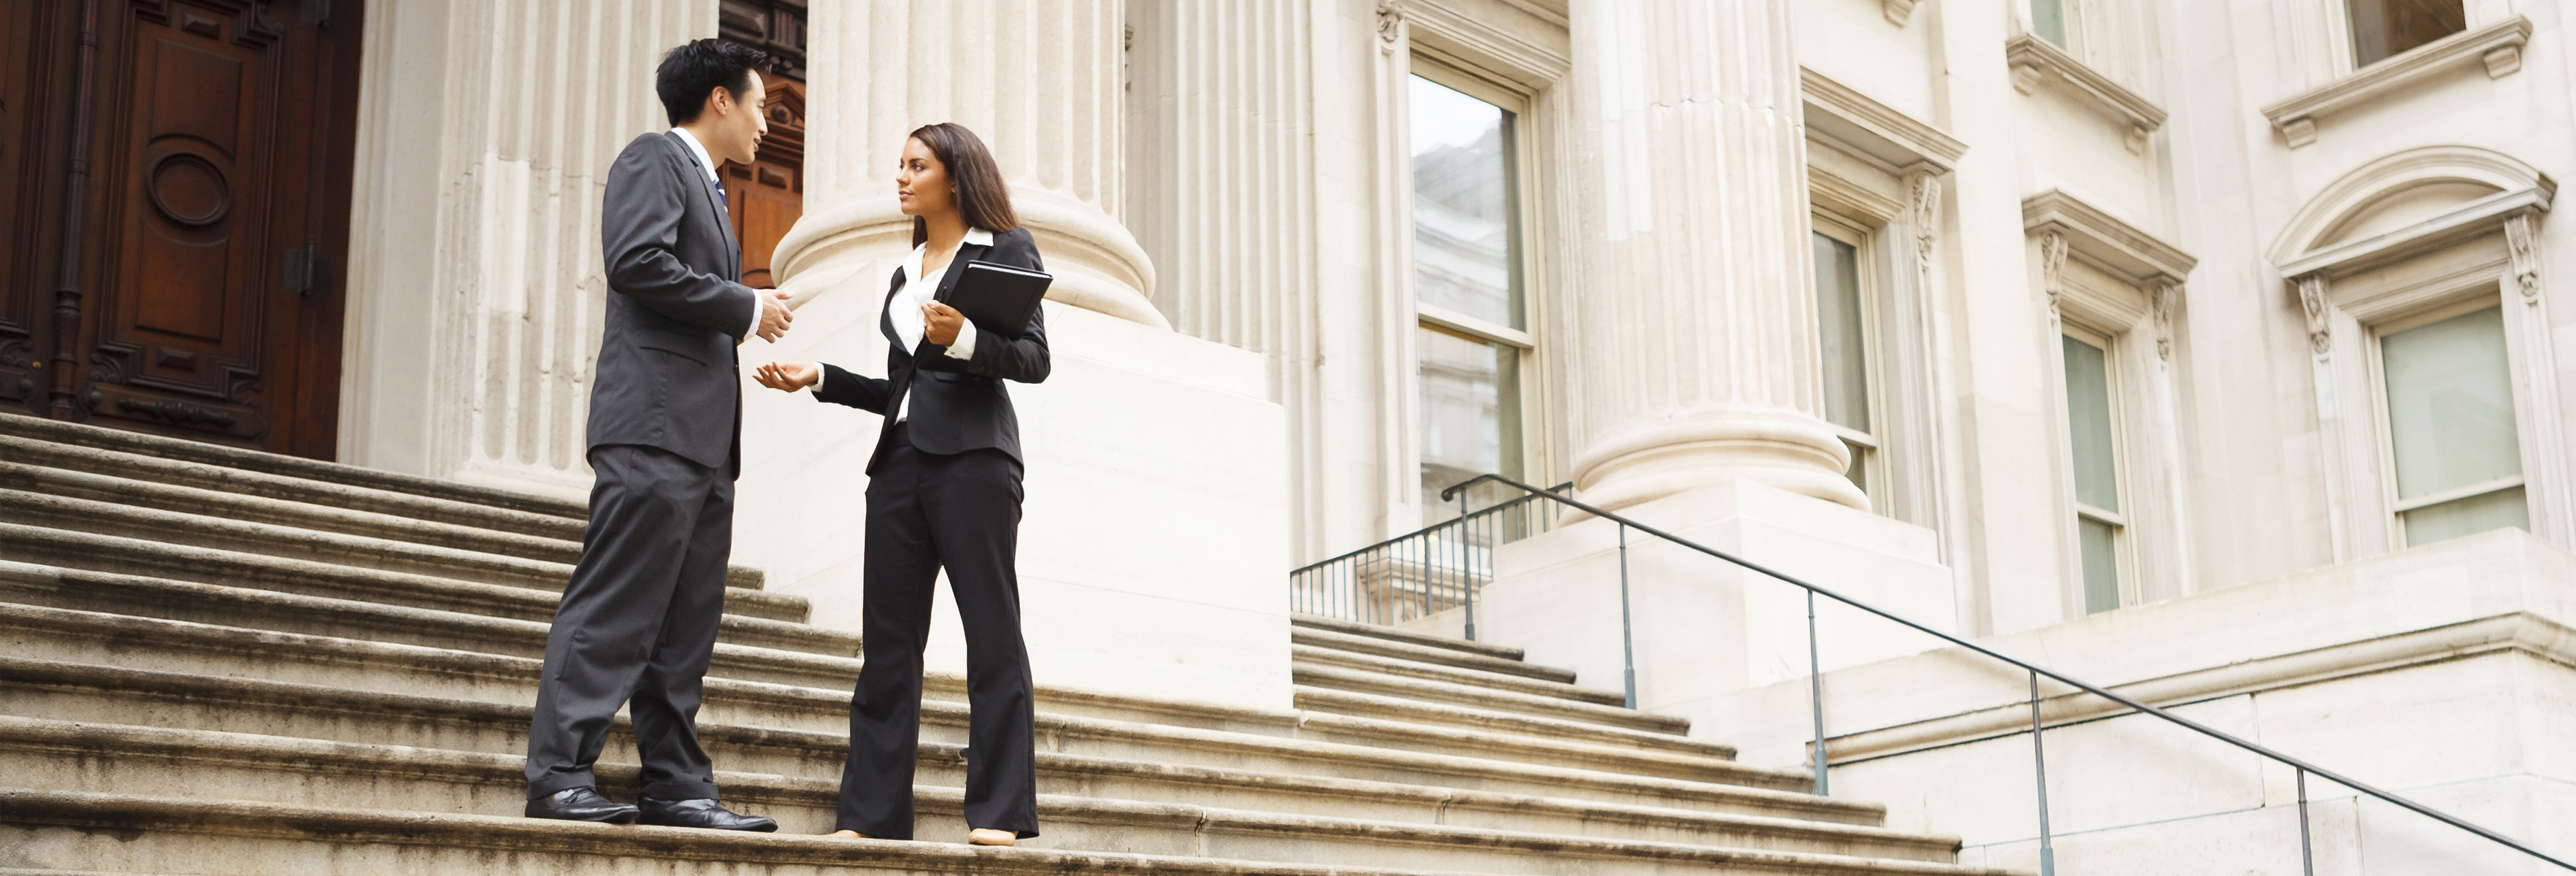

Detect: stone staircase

[0,412,2015,875]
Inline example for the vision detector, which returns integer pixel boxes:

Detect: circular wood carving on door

[146,152,231,228]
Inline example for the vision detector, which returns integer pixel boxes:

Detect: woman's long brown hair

[908,122,1019,247]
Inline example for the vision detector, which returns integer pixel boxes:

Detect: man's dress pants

[525,444,733,801]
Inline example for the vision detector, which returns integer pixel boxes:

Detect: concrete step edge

[1292,686,1716,756]
[1292,645,1628,706]
[1,560,858,664]
[0,413,590,518]
[1291,663,1676,731]
[0,717,1966,864]
[0,523,804,622]
[1,655,1836,802]
[0,788,1503,876]
[1289,613,1528,661]
[0,458,584,564]
[1291,626,1575,683]
[0,487,766,591]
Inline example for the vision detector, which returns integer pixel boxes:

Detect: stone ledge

[2260,16,2534,148]
[2004,34,2166,154]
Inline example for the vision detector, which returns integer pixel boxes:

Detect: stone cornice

[2260,16,2533,148]
[1824,612,2576,764]
[1800,66,1966,174]
[1881,0,1916,26]
[2004,34,2166,152]
[2277,185,2554,280]
[2021,189,2196,285]
[1395,0,1573,84]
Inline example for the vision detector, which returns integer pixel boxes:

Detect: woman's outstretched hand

[754,361,821,392]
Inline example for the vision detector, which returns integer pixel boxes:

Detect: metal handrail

[1289,483,1570,639]
[1436,472,2575,874]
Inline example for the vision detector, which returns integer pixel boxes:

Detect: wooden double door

[2,0,363,459]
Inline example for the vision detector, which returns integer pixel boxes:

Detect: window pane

[1814,233,1870,434]
[2062,334,2120,512]
[2348,0,2466,68]
[2078,515,2120,614]
[1410,76,1520,329]
[2404,485,2528,547]
[2031,0,2072,50]
[2383,306,2521,500]
[1419,327,1522,525]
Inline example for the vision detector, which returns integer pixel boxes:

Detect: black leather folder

[941,260,1053,336]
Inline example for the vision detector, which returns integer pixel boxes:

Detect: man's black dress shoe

[637,796,779,832]
[524,788,639,823]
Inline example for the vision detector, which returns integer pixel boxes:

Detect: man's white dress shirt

[810,228,989,423]
[668,126,765,340]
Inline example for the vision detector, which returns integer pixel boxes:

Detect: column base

[1571,413,1868,514]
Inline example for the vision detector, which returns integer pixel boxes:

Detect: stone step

[0,457,585,564]
[1290,687,1720,757]
[0,603,1775,790]
[0,487,767,593]
[1290,613,1529,662]
[0,432,589,542]
[0,719,1965,867]
[1292,662,1679,733]
[0,791,2013,876]
[1291,625,1576,684]
[0,656,1839,812]
[0,412,587,519]
[0,523,805,623]
[1293,644,1628,707]
[0,561,856,677]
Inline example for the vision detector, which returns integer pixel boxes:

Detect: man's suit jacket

[814,226,1052,475]
[589,131,757,472]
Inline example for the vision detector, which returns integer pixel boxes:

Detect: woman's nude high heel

[967,828,1017,846]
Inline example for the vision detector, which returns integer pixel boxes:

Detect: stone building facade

[12,0,2572,870]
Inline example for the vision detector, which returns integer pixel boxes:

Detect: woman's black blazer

[814,226,1051,475]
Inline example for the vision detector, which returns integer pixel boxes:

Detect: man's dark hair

[656,39,766,126]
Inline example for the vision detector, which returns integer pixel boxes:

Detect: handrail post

[2031,669,2056,876]
[1460,490,1476,641]
[1806,588,1828,796]
[2297,769,2315,876]
[1617,523,1637,710]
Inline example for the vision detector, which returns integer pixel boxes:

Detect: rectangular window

[2031,0,2082,53]
[1813,229,1877,497]
[2380,304,2529,547]
[2062,330,2124,614]
[2347,0,2466,68]
[1411,72,1529,523]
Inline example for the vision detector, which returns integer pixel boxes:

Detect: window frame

[2057,319,2139,612]
[2030,0,2088,57]
[2361,292,2530,547]
[1811,213,1890,505]
[1403,55,1548,518]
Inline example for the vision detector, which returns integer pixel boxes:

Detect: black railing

[1314,474,2573,875]
[1288,483,1569,639]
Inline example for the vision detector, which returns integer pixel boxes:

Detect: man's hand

[753,361,820,392]
[923,301,964,347]
[754,291,794,343]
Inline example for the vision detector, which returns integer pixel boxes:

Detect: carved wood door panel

[65,0,361,457]
[0,0,52,405]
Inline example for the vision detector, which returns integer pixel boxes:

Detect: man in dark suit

[522,39,787,832]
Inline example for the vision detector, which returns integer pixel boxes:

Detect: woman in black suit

[753,122,1047,846]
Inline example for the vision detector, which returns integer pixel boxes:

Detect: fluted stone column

[774,0,1163,327]
[1563,0,1860,512]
